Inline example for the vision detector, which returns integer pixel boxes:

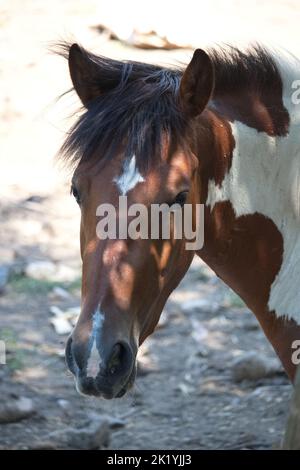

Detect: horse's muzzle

[65,336,136,398]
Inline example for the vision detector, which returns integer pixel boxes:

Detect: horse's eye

[71,185,81,205]
[172,191,188,207]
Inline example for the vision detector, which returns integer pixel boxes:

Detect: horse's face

[67,148,197,398]
[64,44,214,398]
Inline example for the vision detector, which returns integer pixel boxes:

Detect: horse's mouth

[115,374,134,398]
[74,366,136,399]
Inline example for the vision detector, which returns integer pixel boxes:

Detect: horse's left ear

[179,49,214,118]
[68,43,103,107]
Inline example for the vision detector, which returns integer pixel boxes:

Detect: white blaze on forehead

[114,155,145,196]
[206,49,300,324]
[86,310,104,378]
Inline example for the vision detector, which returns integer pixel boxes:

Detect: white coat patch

[114,155,145,196]
[206,49,300,324]
[86,310,104,378]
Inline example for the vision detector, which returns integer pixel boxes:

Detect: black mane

[56,43,281,170]
[209,44,282,97]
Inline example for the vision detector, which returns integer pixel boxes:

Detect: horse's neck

[197,80,300,316]
[192,83,300,380]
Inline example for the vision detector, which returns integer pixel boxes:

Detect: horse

[57,42,300,398]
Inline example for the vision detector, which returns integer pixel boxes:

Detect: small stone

[195,346,209,357]
[49,305,80,334]
[25,260,56,280]
[93,413,126,429]
[49,286,71,301]
[106,416,126,429]
[231,352,283,382]
[49,305,64,316]
[33,417,110,449]
[50,305,79,323]
[25,261,78,283]
[55,265,78,282]
[0,397,35,423]
[50,316,73,335]
[176,382,194,395]
[57,399,70,410]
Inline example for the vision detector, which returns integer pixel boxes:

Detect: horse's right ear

[68,43,103,107]
[179,49,214,118]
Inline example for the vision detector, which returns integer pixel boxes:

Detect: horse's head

[63,44,214,398]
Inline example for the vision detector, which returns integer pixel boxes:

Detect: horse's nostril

[108,343,121,374]
[107,342,132,376]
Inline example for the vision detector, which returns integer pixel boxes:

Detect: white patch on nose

[114,155,145,196]
[86,310,104,378]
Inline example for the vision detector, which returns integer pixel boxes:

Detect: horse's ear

[68,43,103,107]
[179,49,214,118]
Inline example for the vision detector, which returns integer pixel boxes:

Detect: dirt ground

[0,0,296,450]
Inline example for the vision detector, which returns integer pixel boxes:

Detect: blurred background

[0,0,297,450]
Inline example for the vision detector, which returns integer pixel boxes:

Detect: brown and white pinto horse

[59,42,300,398]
